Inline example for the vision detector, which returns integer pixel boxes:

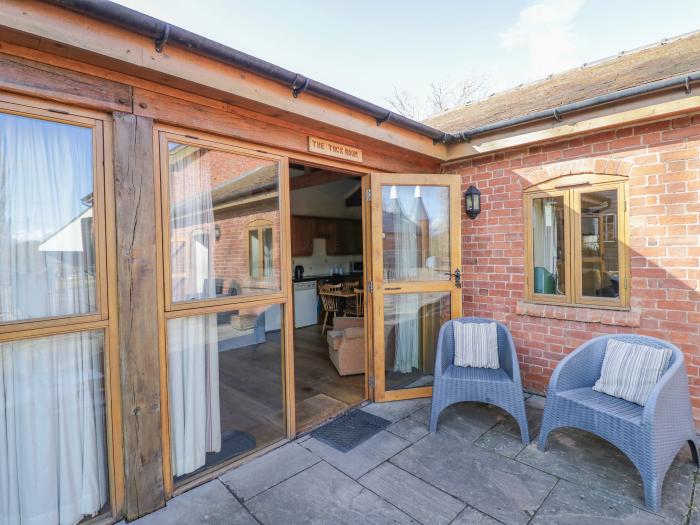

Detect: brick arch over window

[521,158,633,187]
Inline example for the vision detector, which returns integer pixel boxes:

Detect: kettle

[294,265,304,281]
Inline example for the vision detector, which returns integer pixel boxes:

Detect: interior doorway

[289,163,367,431]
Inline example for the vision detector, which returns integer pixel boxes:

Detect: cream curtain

[0,113,108,525]
[167,145,221,477]
[533,198,558,276]
[388,186,420,374]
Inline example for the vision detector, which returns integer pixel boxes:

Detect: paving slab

[411,402,498,443]
[474,428,527,459]
[518,427,696,522]
[451,506,502,524]
[246,461,417,524]
[391,432,557,524]
[219,442,320,501]
[359,462,465,525]
[300,429,410,479]
[530,479,668,524]
[490,404,543,442]
[129,480,256,525]
[386,413,430,443]
[360,398,429,422]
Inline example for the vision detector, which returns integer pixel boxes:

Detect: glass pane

[0,330,109,523]
[0,112,97,323]
[167,304,285,481]
[384,292,451,390]
[580,189,620,298]
[531,196,565,295]
[381,185,450,282]
[168,143,281,303]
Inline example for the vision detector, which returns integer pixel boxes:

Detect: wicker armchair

[429,317,530,444]
[538,334,699,512]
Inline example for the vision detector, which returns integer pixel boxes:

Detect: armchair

[429,317,530,444]
[538,334,699,512]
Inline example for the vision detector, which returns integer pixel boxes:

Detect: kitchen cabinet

[291,215,362,256]
[291,215,314,256]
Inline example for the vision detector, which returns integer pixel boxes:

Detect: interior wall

[291,179,363,276]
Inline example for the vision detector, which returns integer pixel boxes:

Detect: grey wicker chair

[429,317,530,444]
[538,334,699,512]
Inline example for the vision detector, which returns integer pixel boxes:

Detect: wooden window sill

[515,300,640,327]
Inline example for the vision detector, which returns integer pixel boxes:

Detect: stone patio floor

[126,395,700,524]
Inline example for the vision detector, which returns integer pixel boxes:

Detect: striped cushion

[453,322,500,369]
[593,338,672,406]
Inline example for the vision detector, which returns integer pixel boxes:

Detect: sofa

[327,317,365,376]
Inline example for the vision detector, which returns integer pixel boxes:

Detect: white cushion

[593,338,672,406]
[453,322,500,369]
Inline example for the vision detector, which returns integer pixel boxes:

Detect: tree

[387,75,491,121]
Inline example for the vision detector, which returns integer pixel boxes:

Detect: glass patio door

[370,174,462,401]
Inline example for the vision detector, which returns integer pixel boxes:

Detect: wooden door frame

[286,157,374,432]
[369,173,463,402]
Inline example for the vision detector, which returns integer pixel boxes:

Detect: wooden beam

[135,89,439,173]
[444,89,700,162]
[0,51,132,112]
[289,169,353,190]
[113,113,165,519]
[0,0,446,159]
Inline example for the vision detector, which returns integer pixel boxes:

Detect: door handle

[444,269,461,288]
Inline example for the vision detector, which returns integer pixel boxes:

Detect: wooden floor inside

[175,321,366,483]
[294,324,365,432]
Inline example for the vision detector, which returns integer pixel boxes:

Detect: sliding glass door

[157,130,291,488]
[370,174,462,401]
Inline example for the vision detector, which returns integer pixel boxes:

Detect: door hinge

[368,376,376,388]
[366,188,372,201]
[624,200,628,212]
[624,276,629,290]
[367,280,374,292]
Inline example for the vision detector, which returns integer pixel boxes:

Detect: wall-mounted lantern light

[464,185,481,219]
[215,224,222,241]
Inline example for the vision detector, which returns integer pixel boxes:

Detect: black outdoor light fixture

[464,185,481,219]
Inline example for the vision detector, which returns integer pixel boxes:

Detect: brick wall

[445,115,700,423]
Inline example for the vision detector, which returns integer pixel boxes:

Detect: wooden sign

[308,136,363,162]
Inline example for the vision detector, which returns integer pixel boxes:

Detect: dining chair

[319,283,342,333]
[344,288,364,317]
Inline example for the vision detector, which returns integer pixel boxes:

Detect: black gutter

[43,1,700,147]
[45,0,447,142]
[443,71,700,144]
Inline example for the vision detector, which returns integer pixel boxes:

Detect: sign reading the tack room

[308,136,363,162]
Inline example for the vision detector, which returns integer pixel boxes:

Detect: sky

[113,0,700,118]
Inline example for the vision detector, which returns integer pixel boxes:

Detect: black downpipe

[45,1,700,146]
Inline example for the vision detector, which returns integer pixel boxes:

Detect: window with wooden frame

[159,133,284,309]
[155,128,290,492]
[0,96,121,524]
[524,174,629,309]
[247,219,274,279]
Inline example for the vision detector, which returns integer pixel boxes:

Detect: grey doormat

[311,409,390,452]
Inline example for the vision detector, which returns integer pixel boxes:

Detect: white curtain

[0,113,108,524]
[388,186,420,374]
[532,198,558,277]
[167,146,221,477]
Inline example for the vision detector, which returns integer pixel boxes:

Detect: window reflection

[168,143,281,303]
[0,112,97,323]
[381,185,450,282]
[384,292,451,390]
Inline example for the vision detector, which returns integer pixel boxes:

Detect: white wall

[290,179,361,219]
